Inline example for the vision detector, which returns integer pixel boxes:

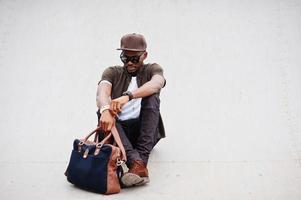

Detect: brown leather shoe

[129,160,149,177]
[121,160,150,187]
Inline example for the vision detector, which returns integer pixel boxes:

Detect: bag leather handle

[83,126,102,141]
[81,125,127,161]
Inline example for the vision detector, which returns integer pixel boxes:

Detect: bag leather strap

[111,125,127,161]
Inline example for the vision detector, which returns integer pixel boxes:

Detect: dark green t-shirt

[99,63,165,99]
[98,63,166,139]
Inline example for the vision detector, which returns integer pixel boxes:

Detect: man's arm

[132,74,165,99]
[97,82,116,132]
[96,81,112,109]
[110,74,165,114]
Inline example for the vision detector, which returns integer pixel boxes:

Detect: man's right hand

[99,110,115,133]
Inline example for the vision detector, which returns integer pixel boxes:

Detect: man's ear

[142,51,148,61]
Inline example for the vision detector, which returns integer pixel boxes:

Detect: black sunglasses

[120,52,144,64]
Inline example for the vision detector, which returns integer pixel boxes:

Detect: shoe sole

[121,173,149,187]
[135,177,150,186]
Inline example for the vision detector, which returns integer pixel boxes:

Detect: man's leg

[120,94,161,187]
[97,111,141,164]
[136,93,161,165]
[115,121,141,164]
[116,120,149,187]
[97,112,145,187]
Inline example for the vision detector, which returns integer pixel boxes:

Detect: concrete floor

[1,0,301,199]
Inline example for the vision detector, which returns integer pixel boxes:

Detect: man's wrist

[122,91,133,101]
[100,105,110,113]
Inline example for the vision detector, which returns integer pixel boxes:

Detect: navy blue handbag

[65,126,126,194]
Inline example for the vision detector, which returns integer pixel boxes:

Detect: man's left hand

[110,96,130,116]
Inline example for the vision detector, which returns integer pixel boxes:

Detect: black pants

[97,94,161,166]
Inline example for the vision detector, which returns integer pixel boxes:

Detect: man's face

[120,50,147,74]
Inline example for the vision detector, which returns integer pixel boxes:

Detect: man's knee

[141,93,160,110]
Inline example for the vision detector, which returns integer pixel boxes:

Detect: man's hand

[99,110,115,133]
[110,96,130,116]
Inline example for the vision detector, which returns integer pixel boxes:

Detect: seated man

[96,33,166,187]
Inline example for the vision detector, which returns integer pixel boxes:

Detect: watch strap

[122,91,133,101]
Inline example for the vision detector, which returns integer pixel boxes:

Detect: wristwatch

[122,91,133,101]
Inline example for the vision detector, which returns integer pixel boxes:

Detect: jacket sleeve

[98,66,115,85]
[148,63,166,87]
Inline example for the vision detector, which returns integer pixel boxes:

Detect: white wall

[1,0,301,199]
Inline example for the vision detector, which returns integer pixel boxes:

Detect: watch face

[123,91,133,100]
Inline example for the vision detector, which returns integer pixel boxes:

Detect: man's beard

[125,64,140,76]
